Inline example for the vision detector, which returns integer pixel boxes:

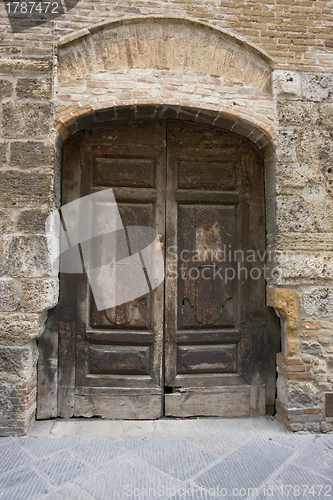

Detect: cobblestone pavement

[0,417,332,500]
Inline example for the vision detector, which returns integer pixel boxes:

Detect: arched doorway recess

[51,118,280,419]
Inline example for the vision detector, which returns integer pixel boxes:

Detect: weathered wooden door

[164,122,279,416]
[57,120,279,419]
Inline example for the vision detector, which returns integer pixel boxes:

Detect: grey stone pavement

[0,417,332,500]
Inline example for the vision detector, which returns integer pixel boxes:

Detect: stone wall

[269,70,333,432]
[2,0,333,71]
[0,1,332,434]
[0,59,58,434]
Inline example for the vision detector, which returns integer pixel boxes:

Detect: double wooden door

[58,120,279,419]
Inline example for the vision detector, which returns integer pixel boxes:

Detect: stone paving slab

[19,436,86,459]
[194,438,297,494]
[292,436,333,481]
[255,464,333,500]
[79,456,181,500]
[0,466,55,500]
[0,418,332,500]
[33,449,94,487]
[42,484,96,500]
[70,437,128,468]
[187,433,252,457]
[136,437,219,481]
[0,441,33,474]
[44,416,286,439]
[112,436,154,450]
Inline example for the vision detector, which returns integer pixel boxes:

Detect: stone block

[303,422,321,432]
[16,78,52,100]
[0,170,54,208]
[267,287,299,356]
[301,332,315,339]
[2,102,52,139]
[0,279,21,312]
[0,210,14,233]
[16,209,51,233]
[276,196,312,232]
[302,73,333,102]
[319,337,332,345]
[20,278,59,312]
[277,101,320,126]
[0,312,47,346]
[324,166,333,195]
[303,287,333,317]
[276,161,315,189]
[0,79,13,99]
[319,103,333,129]
[272,70,302,99]
[312,200,333,232]
[0,142,8,167]
[0,235,54,278]
[296,128,333,166]
[0,59,51,75]
[275,251,333,285]
[316,325,333,335]
[288,381,321,407]
[321,422,333,432]
[10,141,53,168]
[0,343,38,380]
[302,320,321,329]
[285,422,304,432]
[301,342,323,356]
[276,128,298,162]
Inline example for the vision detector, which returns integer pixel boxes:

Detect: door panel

[177,345,237,374]
[164,122,270,416]
[58,121,166,419]
[57,120,279,420]
[177,204,237,329]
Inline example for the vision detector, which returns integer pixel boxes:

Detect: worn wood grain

[54,120,279,419]
[164,385,266,418]
[36,306,58,419]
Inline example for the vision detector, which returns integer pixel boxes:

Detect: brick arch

[55,17,275,148]
[53,102,275,151]
[58,16,272,93]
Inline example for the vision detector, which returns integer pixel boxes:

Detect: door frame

[37,108,280,420]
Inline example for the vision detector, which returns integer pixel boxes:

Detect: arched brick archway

[39,17,283,426]
[53,16,275,150]
[53,102,275,150]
